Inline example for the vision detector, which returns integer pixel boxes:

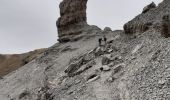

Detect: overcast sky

[0,0,162,54]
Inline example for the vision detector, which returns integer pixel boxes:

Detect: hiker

[98,38,102,46]
[103,35,107,44]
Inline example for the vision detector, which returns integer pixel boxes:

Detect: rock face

[124,0,170,34]
[142,2,156,13]
[161,15,170,38]
[57,0,88,42]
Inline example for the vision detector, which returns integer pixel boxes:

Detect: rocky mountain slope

[0,49,46,77]
[0,0,170,100]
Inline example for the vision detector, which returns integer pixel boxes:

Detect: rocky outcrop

[124,21,152,34]
[142,2,156,13]
[124,0,170,34]
[57,0,88,42]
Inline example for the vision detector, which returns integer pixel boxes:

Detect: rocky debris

[142,2,156,13]
[57,0,88,42]
[65,49,96,77]
[74,60,96,76]
[161,15,170,38]
[65,45,115,77]
[157,76,170,89]
[36,86,54,100]
[101,56,111,65]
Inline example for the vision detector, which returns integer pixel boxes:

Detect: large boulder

[57,0,88,42]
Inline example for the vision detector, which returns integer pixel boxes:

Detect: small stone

[100,65,110,71]
[108,49,113,53]
[107,77,115,83]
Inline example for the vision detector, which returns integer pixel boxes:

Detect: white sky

[0,0,162,54]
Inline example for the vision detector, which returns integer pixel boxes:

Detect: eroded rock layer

[57,0,88,42]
